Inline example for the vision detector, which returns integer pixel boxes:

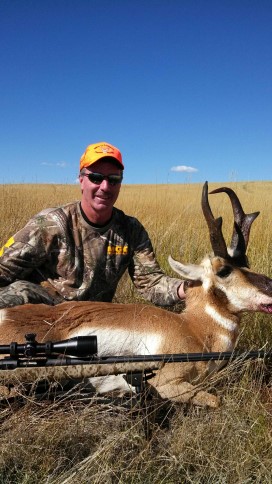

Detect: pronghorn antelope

[0,182,272,407]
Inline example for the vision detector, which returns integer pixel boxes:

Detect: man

[0,142,187,308]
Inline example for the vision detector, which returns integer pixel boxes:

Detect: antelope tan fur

[0,182,272,407]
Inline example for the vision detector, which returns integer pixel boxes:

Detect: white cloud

[41,161,69,168]
[171,165,198,173]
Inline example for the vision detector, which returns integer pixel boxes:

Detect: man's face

[79,159,122,218]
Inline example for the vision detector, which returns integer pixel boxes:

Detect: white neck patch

[219,333,233,351]
[205,304,237,332]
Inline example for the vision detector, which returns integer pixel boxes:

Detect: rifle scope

[0,333,97,358]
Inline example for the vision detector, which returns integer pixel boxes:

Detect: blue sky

[0,0,271,185]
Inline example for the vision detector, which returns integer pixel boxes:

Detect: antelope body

[0,183,272,407]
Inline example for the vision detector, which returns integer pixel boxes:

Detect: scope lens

[51,336,97,357]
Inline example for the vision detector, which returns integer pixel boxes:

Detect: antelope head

[169,182,272,315]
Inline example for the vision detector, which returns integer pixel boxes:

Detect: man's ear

[78,175,84,193]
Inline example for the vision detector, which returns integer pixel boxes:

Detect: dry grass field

[0,181,272,483]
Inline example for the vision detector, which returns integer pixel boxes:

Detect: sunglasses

[82,172,123,186]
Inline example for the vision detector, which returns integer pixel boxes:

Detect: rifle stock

[0,360,163,384]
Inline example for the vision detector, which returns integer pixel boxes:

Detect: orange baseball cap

[79,142,124,171]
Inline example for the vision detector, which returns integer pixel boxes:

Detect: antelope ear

[168,256,204,281]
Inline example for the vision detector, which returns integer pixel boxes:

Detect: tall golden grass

[0,181,272,483]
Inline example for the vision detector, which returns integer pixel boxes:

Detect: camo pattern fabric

[0,201,182,308]
[0,280,59,309]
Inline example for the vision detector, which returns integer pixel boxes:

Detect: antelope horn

[201,182,229,259]
[210,186,259,266]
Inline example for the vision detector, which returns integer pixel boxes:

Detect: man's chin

[94,200,114,212]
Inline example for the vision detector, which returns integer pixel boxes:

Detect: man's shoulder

[36,201,80,218]
[113,208,147,240]
[114,207,141,225]
[27,201,81,232]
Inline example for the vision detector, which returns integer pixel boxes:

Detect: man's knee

[0,286,25,308]
[0,281,55,308]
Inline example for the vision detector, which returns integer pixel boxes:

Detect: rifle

[0,333,272,385]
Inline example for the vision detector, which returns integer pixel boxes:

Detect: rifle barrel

[0,349,271,384]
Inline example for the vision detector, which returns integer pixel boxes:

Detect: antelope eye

[216,266,233,278]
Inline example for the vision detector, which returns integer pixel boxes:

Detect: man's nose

[100,178,112,189]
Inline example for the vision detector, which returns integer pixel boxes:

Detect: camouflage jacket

[0,201,182,305]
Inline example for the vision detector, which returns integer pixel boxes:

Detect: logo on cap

[95,144,115,154]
